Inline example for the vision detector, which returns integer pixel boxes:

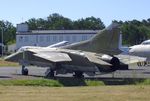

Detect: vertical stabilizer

[64,23,122,55]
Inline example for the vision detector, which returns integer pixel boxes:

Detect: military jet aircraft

[129,40,150,60]
[123,40,150,68]
[5,23,145,78]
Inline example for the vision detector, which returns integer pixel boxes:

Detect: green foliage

[114,19,150,45]
[0,20,16,45]
[85,80,105,86]
[0,79,106,87]
[136,79,150,85]
[26,13,105,30]
[7,40,16,45]
[73,16,105,30]
[2,78,150,86]
[0,79,63,87]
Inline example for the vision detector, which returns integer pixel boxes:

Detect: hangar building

[16,23,99,50]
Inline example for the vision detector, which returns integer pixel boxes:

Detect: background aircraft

[5,23,145,78]
[119,37,150,69]
[129,40,150,60]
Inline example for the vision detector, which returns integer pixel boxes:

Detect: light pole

[1,27,3,57]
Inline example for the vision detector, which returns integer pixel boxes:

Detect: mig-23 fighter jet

[5,23,145,78]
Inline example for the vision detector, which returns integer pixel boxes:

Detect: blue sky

[0,0,150,26]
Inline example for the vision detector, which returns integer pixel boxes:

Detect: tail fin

[64,23,122,55]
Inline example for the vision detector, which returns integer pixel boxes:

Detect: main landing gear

[45,68,55,78]
[73,71,84,78]
[45,69,84,78]
[45,63,61,78]
[21,65,28,75]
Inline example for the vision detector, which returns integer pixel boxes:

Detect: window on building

[72,36,76,42]
[40,36,44,42]
[18,36,23,42]
[36,35,38,43]
[66,35,70,41]
[46,36,50,42]
[59,35,63,42]
[53,35,57,42]
[82,35,88,40]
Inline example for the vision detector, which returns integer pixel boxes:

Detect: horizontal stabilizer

[116,54,146,64]
[85,52,112,66]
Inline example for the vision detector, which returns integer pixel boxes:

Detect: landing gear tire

[73,71,84,78]
[21,66,28,75]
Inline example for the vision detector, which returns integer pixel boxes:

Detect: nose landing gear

[21,65,28,75]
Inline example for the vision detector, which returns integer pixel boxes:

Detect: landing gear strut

[21,65,28,75]
[45,68,55,78]
[73,71,84,78]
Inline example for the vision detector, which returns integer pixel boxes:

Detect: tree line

[26,13,105,30]
[113,19,150,45]
[1,13,150,46]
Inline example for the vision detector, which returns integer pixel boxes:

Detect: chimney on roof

[17,23,29,32]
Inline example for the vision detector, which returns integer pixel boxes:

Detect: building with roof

[16,23,99,50]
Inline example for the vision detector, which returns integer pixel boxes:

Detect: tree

[26,18,38,30]
[0,20,16,45]
[27,13,73,30]
[73,16,105,30]
[47,13,73,30]
[26,13,105,30]
[120,20,150,45]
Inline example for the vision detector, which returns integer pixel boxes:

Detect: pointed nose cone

[4,51,22,62]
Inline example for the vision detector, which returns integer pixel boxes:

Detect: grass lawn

[0,59,19,67]
[0,85,149,101]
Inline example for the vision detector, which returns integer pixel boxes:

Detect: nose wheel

[21,65,28,75]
